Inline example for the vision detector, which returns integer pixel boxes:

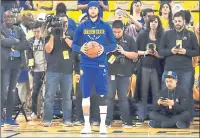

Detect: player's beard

[89,13,98,19]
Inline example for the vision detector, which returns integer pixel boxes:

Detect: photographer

[136,15,164,124]
[106,20,138,128]
[43,13,74,127]
[148,71,191,129]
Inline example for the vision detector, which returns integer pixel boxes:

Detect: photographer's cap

[164,71,178,79]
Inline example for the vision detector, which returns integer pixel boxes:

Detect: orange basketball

[85,41,102,58]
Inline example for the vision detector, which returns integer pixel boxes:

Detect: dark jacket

[1,23,29,69]
[159,28,199,71]
[153,86,189,116]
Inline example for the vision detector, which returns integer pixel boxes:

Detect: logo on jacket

[83,29,105,35]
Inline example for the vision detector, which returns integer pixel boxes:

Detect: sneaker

[80,125,92,134]
[31,112,37,120]
[122,123,133,128]
[5,117,19,126]
[74,120,83,126]
[106,123,111,128]
[92,121,100,126]
[43,121,51,127]
[176,121,189,129]
[148,120,161,128]
[1,121,4,127]
[99,125,107,134]
[63,121,73,127]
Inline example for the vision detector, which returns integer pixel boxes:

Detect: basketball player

[72,1,116,134]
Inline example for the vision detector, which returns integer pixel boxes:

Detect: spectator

[180,10,193,31]
[130,0,144,25]
[149,71,191,129]
[17,12,34,110]
[27,21,46,120]
[77,0,109,18]
[159,2,173,30]
[1,10,29,126]
[136,15,163,124]
[139,8,154,33]
[1,0,24,23]
[192,23,200,68]
[106,20,138,128]
[55,2,77,32]
[159,11,199,121]
[24,0,34,10]
[113,9,142,40]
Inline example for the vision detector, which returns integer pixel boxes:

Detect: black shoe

[176,121,189,129]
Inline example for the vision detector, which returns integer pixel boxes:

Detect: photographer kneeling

[148,71,191,129]
[106,20,138,128]
[43,14,74,127]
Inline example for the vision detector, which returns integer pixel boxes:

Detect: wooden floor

[1,116,199,137]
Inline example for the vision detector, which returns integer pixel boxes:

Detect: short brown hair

[173,11,185,20]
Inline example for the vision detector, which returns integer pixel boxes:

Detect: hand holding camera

[171,46,179,55]
[158,97,174,108]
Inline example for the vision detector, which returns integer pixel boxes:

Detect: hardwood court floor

[1,116,199,137]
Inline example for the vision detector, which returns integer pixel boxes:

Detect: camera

[146,43,156,54]
[175,44,180,49]
[44,13,67,36]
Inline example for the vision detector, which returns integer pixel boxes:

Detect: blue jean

[138,67,160,120]
[43,72,72,122]
[1,68,20,119]
[106,75,132,125]
[162,70,194,120]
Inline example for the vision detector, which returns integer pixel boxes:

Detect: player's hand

[98,45,104,56]
[177,48,186,55]
[80,43,88,55]
[75,74,80,83]
[171,47,178,55]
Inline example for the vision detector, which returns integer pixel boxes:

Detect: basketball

[85,41,102,58]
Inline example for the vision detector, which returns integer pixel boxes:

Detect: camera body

[45,14,66,36]
[146,43,156,54]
